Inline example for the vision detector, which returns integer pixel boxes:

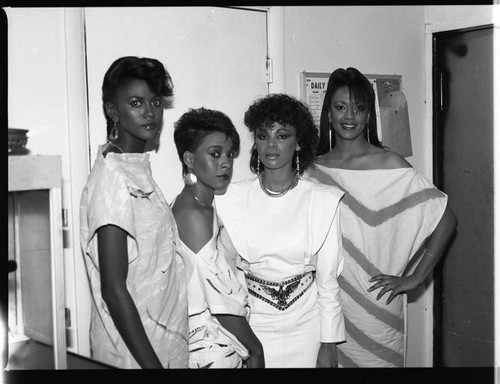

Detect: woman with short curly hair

[215,93,346,368]
[172,107,264,368]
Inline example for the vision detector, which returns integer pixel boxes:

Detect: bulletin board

[300,71,412,157]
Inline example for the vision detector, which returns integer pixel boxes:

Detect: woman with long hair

[308,67,457,367]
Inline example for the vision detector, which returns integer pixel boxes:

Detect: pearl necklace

[106,140,124,153]
[258,174,299,198]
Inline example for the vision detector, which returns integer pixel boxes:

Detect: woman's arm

[411,205,457,283]
[315,203,344,368]
[215,314,265,368]
[369,205,458,304]
[97,224,163,369]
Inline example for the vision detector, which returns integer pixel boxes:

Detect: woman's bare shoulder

[372,148,413,169]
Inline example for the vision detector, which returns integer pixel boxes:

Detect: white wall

[280,6,427,173]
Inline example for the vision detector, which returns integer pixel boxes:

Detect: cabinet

[8,155,67,369]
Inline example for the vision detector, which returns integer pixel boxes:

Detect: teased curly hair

[174,107,240,176]
[102,56,174,136]
[244,93,318,175]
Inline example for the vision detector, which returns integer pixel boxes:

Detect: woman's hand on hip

[368,274,420,305]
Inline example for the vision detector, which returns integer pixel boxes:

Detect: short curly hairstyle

[244,93,318,175]
[174,107,240,176]
[102,56,174,137]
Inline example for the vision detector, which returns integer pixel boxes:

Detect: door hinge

[266,58,273,84]
[65,307,71,328]
[62,208,72,249]
[62,208,68,227]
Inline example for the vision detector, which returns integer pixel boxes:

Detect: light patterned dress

[80,145,189,369]
[308,165,447,367]
[215,177,345,368]
[175,205,250,368]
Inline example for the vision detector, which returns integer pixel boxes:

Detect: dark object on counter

[8,260,17,273]
[8,128,29,155]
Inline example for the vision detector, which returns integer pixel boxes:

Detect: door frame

[64,6,273,358]
[424,12,498,368]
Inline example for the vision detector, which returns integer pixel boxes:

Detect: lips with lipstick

[265,152,280,160]
[341,123,357,130]
[217,173,231,181]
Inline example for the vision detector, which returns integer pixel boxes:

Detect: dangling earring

[110,121,119,141]
[366,121,371,144]
[329,122,333,151]
[184,169,197,186]
[296,151,300,176]
[256,156,261,174]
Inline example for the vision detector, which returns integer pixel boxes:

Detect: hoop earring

[184,170,197,187]
[110,121,119,141]
[296,151,300,176]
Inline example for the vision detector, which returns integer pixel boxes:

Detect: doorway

[432,25,494,367]
[70,6,269,360]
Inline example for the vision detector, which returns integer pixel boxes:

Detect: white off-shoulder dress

[308,165,447,367]
[174,202,250,369]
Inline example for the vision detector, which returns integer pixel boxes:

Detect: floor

[6,339,112,370]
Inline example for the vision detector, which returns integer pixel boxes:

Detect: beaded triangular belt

[245,271,315,311]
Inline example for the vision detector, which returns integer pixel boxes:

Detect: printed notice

[301,73,329,128]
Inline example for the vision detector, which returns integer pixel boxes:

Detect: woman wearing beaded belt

[172,107,264,368]
[215,94,345,368]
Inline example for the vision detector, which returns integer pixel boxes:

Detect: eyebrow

[207,144,234,152]
[257,126,292,133]
[126,95,161,101]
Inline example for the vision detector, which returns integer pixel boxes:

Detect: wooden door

[433,25,494,367]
